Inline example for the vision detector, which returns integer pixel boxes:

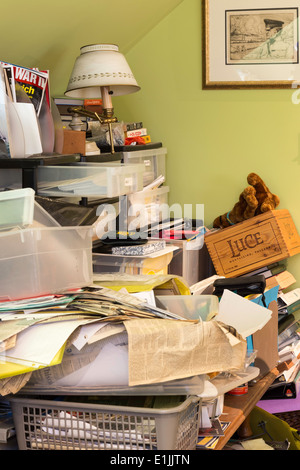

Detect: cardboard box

[205,209,300,277]
[62,129,86,155]
[252,299,279,379]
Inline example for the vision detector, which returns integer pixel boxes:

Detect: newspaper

[124,319,247,386]
[26,329,129,387]
[0,372,32,396]
[0,61,49,116]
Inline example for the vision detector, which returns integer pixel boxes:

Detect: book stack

[278,288,300,318]
[275,288,300,380]
[261,320,300,400]
[269,317,300,399]
[241,264,300,401]
[242,261,300,344]
[243,262,300,364]
[243,261,296,291]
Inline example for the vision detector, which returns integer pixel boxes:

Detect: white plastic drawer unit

[122,147,167,186]
[36,162,145,198]
[127,185,169,230]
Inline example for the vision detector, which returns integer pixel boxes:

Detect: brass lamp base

[68,106,118,153]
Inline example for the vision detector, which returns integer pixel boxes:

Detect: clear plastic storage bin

[122,147,167,186]
[10,394,201,450]
[167,238,204,286]
[156,295,219,321]
[36,162,145,198]
[0,225,93,301]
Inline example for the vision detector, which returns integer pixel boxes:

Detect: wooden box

[205,209,300,277]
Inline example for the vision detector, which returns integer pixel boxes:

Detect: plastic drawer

[93,247,175,275]
[122,147,167,186]
[126,185,169,231]
[36,162,145,198]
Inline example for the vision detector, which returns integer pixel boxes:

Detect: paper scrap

[216,289,272,338]
[241,438,274,451]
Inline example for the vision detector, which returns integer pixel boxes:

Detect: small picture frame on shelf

[203,0,300,89]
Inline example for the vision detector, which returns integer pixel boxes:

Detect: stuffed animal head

[213,173,280,229]
[247,173,280,213]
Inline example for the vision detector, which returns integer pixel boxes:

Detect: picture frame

[203,0,300,89]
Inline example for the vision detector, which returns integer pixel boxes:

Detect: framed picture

[203,0,300,88]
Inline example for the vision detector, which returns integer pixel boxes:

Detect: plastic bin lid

[0,188,35,229]
[20,374,206,396]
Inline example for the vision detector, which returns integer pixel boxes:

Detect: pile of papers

[0,285,250,396]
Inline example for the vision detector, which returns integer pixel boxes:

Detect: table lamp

[65,44,140,153]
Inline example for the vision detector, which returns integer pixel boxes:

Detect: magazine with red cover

[0,61,49,116]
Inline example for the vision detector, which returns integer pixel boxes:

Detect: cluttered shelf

[214,369,278,450]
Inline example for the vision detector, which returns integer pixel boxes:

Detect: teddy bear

[213,173,280,229]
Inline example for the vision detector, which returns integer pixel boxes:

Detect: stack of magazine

[0,60,49,116]
[0,60,55,159]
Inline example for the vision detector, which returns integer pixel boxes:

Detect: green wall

[115,0,300,285]
[0,1,183,99]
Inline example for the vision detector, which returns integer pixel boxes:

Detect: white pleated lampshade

[65,44,140,99]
